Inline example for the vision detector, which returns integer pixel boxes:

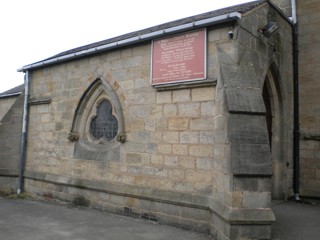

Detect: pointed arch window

[68,78,125,161]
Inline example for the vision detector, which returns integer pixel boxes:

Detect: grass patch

[7,192,31,199]
[0,189,32,200]
[0,189,14,197]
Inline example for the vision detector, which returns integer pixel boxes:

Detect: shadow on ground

[272,199,320,240]
[1,193,319,240]
[0,196,212,240]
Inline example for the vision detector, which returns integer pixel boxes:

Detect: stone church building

[0,0,319,239]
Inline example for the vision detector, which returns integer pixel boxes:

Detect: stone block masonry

[300,140,320,197]
[24,27,221,199]
[0,96,18,121]
[17,24,224,238]
[0,94,24,191]
[24,177,212,234]
[297,0,320,197]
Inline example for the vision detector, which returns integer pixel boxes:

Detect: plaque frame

[150,28,207,87]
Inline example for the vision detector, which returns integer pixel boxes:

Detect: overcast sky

[0,0,256,93]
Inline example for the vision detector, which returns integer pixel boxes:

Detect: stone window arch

[68,78,125,161]
[263,64,290,200]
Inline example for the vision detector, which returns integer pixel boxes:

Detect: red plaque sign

[151,29,206,85]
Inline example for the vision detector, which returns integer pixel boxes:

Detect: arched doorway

[263,68,286,200]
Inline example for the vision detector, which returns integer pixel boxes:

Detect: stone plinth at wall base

[209,198,275,240]
[210,215,273,240]
[0,177,19,194]
[0,169,19,193]
[23,174,211,234]
[210,217,273,239]
[23,172,275,239]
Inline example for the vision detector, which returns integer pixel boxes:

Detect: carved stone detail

[116,132,126,143]
[68,132,80,142]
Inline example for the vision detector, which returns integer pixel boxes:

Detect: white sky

[0,0,256,93]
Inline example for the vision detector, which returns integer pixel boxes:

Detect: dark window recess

[263,83,272,148]
[90,100,118,141]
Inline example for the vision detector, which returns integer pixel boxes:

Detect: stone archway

[263,67,285,200]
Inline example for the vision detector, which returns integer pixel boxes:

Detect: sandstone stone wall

[21,2,293,239]
[271,0,292,17]
[0,94,24,192]
[267,0,320,202]
[22,27,226,234]
[0,96,17,121]
[26,35,218,196]
[297,0,320,197]
[209,3,293,239]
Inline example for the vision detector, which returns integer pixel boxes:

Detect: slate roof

[0,84,24,98]
[49,0,266,60]
[20,0,268,71]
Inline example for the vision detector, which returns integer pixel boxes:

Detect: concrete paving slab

[272,199,320,240]
[2,197,319,240]
[0,197,212,240]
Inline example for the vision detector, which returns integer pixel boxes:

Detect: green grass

[0,189,33,199]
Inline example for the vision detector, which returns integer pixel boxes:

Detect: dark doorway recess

[263,82,272,148]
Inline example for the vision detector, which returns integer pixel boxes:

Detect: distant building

[0,1,319,239]
[0,84,24,187]
[0,84,24,120]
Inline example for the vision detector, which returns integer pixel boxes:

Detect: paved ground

[271,199,320,240]
[0,197,212,240]
[1,197,319,240]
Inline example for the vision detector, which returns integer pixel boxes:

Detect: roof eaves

[18,0,267,72]
[0,84,24,98]
[18,12,240,72]
[0,92,22,98]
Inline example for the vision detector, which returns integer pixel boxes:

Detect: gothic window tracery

[90,100,118,141]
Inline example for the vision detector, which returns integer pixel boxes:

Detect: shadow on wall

[0,93,24,191]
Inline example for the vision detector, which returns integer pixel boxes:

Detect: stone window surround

[68,78,125,161]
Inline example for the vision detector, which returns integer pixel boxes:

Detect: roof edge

[0,84,24,98]
[17,11,241,72]
[0,92,22,98]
